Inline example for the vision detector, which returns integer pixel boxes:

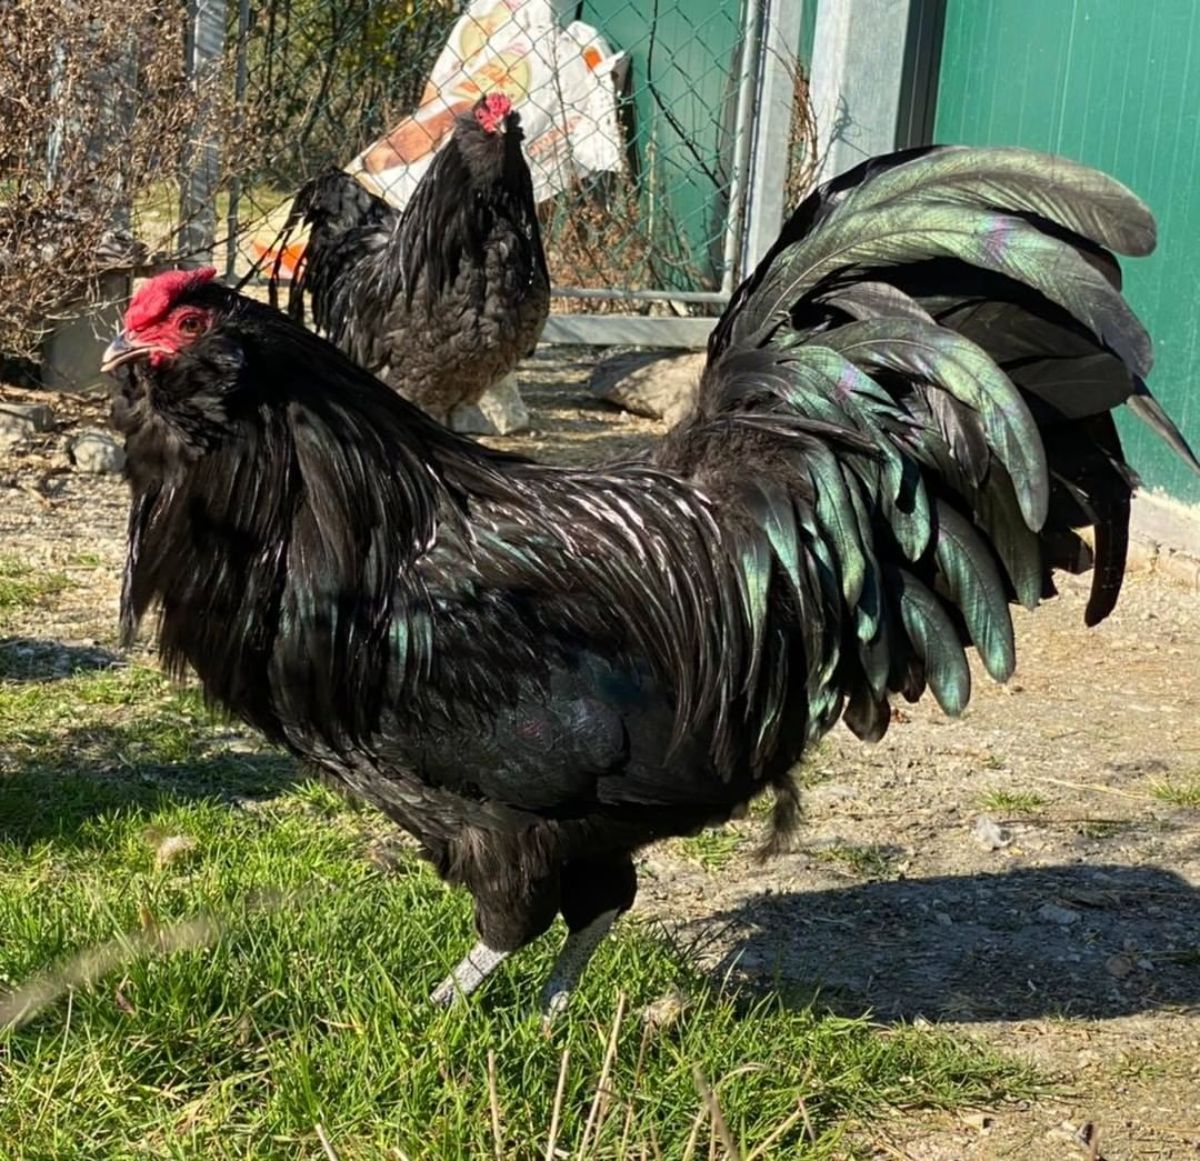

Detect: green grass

[0,661,1042,1158]
[671,827,747,872]
[808,843,901,881]
[1149,778,1200,808]
[0,555,72,612]
[978,790,1048,814]
[1076,819,1135,840]
[133,181,291,248]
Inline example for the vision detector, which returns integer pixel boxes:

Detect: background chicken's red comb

[483,91,513,118]
[125,268,217,330]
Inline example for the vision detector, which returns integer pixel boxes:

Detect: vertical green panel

[799,0,817,68]
[579,0,743,289]
[936,0,1200,503]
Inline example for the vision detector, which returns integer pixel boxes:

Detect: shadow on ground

[0,726,299,851]
[703,864,1200,1023]
[0,636,122,681]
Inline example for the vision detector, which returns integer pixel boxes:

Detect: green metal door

[935,0,1200,503]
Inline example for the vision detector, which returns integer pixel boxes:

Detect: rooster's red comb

[482,91,513,119]
[124,267,217,330]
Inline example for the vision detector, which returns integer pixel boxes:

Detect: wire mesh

[538,0,757,302]
[220,0,781,313]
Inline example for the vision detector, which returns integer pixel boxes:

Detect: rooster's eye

[178,315,204,335]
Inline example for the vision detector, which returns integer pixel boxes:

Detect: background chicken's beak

[100,333,142,374]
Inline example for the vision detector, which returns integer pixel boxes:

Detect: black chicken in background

[270,91,550,425]
[103,146,1198,1016]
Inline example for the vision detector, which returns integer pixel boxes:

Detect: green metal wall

[935,0,1200,504]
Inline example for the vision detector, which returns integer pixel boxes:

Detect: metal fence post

[808,0,915,183]
[181,0,228,267]
[743,0,803,274]
[719,0,767,296]
[45,3,137,231]
[224,0,252,279]
[39,3,140,391]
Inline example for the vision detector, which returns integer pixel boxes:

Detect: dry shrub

[786,67,820,211]
[541,178,658,314]
[0,0,244,363]
[241,0,458,191]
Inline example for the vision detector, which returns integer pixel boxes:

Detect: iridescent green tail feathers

[659,145,1199,755]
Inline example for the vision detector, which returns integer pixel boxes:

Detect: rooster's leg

[540,908,619,1020]
[431,858,560,1007]
[541,855,638,1020]
[430,943,510,1006]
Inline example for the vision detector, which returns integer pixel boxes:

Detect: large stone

[69,430,126,474]
[0,401,54,432]
[449,374,530,436]
[589,350,705,427]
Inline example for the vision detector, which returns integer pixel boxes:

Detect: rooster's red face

[473,92,513,136]
[101,268,220,373]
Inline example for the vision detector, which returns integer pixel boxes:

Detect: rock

[0,409,36,451]
[589,350,705,426]
[69,430,126,474]
[0,401,54,432]
[971,815,1012,851]
[1036,902,1081,926]
[1,400,57,454]
[641,986,688,1031]
[449,374,529,435]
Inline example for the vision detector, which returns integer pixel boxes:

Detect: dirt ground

[2,351,1198,1160]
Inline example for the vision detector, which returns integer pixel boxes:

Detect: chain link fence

[217,0,811,330]
[0,0,243,374]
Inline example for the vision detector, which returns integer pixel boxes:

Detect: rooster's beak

[100,332,150,374]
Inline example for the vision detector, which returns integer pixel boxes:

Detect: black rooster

[273,91,550,424]
[103,147,1198,1016]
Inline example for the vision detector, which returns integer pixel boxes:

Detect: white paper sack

[347,0,627,210]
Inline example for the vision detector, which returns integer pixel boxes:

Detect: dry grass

[0,1,256,361]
